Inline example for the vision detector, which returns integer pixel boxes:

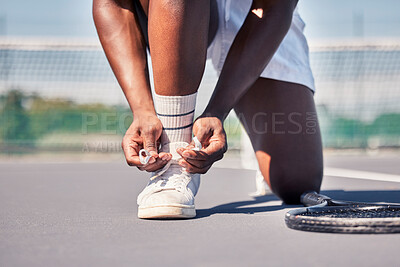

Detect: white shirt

[207,0,315,91]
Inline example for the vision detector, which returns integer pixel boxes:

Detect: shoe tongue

[160,142,189,160]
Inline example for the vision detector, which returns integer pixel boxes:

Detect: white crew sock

[154,92,197,146]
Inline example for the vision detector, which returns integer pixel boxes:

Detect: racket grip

[301,192,331,206]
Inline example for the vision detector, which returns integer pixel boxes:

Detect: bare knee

[269,163,323,204]
[156,0,185,16]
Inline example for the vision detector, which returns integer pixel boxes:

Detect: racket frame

[285,191,400,234]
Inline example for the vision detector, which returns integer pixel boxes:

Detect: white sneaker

[137,142,200,219]
[249,170,270,197]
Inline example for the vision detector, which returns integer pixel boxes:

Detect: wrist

[125,86,155,118]
[204,83,234,121]
[130,97,156,118]
[133,107,157,119]
[201,106,229,122]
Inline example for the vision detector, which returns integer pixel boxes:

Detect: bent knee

[269,164,323,204]
[157,0,185,14]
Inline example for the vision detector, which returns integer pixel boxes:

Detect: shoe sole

[138,205,196,219]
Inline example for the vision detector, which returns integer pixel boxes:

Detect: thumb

[194,128,211,147]
[143,132,158,157]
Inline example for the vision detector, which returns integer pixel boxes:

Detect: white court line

[325,167,400,183]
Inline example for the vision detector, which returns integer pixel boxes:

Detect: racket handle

[301,191,331,206]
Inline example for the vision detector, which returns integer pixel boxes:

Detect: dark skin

[93,0,323,203]
[177,0,298,174]
[93,0,210,171]
[233,79,323,203]
[93,0,164,171]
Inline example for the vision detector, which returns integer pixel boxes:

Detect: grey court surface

[1,154,400,267]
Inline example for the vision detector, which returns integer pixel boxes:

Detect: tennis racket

[285,191,400,234]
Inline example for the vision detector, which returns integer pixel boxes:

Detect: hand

[122,112,172,172]
[177,116,227,174]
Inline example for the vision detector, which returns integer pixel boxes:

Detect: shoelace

[139,137,201,165]
[139,138,202,191]
[149,159,173,181]
[150,161,191,192]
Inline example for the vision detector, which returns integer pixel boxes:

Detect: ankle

[154,92,197,145]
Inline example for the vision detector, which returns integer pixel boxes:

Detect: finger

[178,158,211,174]
[176,147,205,160]
[186,143,196,150]
[177,150,209,169]
[195,129,211,147]
[143,132,159,158]
[203,139,227,160]
[182,150,223,169]
[179,144,223,161]
[142,157,171,172]
[158,152,172,161]
[186,153,223,168]
[177,142,224,164]
[138,152,172,171]
[126,156,143,167]
[176,135,226,167]
[122,140,143,166]
[185,141,226,168]
[176,139,208,159]
[177,154,205,168]
[176,144,194,157]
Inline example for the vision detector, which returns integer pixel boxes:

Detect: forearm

[204,0,298,120]
[93,0,154,115]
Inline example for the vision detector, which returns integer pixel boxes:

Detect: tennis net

[1,38,399,152]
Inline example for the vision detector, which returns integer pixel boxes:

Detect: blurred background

[1,0,400,162]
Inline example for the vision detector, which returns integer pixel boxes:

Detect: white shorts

[207,0,315,91]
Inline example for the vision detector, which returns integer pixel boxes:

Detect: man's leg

[149,0,210,96]
[234,78,323,204]
[136,0,211,219]
[147,0,211,145]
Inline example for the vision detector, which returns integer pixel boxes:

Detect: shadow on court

[196,194,285,218]
[195,190,400,219]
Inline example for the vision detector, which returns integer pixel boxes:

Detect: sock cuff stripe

[163,123,193,131]
[157,109,195,117]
